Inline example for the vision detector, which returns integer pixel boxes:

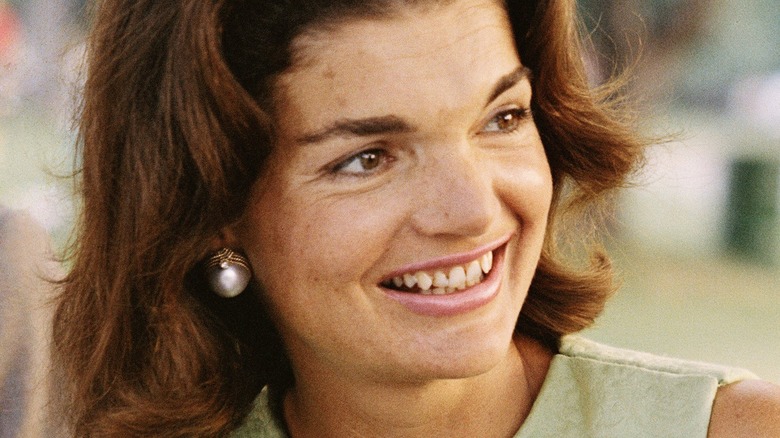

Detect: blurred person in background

[1,2,80,436]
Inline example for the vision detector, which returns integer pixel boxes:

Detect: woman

[53,0,780,436]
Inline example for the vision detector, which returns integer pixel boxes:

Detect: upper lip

[379,232,513,282]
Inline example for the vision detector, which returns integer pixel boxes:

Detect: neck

[284,334,552,438]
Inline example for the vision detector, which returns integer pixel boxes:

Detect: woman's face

[235,0,552,384]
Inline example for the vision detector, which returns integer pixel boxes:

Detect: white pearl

[207,263,251,298]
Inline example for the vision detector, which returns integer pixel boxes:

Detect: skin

[232,0,554,436]
[226,0,780,435]
[709,380,780,438]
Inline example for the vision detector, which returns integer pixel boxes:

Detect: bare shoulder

[708,379,780,438]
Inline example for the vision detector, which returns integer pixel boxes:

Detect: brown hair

[53,0,645,435]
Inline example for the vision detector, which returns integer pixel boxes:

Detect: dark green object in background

[725,158,780,264]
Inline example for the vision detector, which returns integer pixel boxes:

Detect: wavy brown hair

[53,0,646,435]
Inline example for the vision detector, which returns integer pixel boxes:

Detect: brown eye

[482,108,529,133]
[359,151,381,170]
[334,148,390,175]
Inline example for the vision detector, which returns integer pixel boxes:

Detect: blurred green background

[1,0,778,382]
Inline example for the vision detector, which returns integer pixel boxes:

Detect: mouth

[379,237,510,317]
[380,250,493,295]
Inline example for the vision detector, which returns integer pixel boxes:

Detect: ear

[209,226,241,252]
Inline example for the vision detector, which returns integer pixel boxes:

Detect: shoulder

[558,336,756,383]
[708,379,780,438]
[519,336,762,437]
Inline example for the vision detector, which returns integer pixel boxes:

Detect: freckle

[322,67,336,79]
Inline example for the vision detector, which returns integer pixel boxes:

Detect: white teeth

[466,260,482,286]
[433,271,449,288]
[415,272,433,291]
[480,251,493,274]
[448,266,466,290]
[403,273,417,288]
[385,250,495,294]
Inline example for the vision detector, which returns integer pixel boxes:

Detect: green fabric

[229,337,756,437]
[229,389,286,438]
[515,337,756,437]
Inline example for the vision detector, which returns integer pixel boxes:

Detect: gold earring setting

[205,248,252,298]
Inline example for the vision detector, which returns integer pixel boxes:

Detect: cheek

[495,147,553,227]
[240,184,403,295]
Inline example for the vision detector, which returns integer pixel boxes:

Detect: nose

[410,142,496,237]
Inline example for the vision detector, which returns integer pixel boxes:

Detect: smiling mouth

[380,250,494,295]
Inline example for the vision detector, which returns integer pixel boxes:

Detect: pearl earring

[205,248,252,298]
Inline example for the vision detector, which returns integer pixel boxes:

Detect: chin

[399,315,520,382]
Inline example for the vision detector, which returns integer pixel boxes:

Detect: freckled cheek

[250,196,399,293]
[306,207,397,282]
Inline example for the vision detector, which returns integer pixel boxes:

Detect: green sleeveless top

[230,336,756,437]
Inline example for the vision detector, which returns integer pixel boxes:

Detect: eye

[481,108,530,133]
[333,148,391,176]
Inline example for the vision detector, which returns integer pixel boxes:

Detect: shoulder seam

[559,336,757,385]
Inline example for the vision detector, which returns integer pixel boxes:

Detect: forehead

[289,0,509,63]
[272,0,520,133]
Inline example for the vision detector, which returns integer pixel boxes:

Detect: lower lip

[382,245,506,317]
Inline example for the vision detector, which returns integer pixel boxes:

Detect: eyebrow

[295,65,532,145]
[485,65,532,107]
[297,115,414,145]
